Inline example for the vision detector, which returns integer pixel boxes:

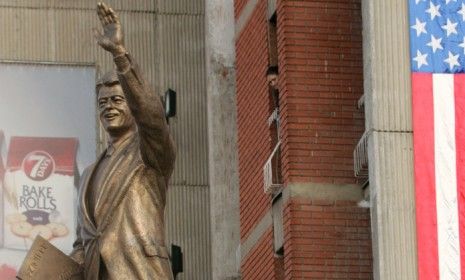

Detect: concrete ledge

[240,210,272,261]
[234,0,259,40]
[283,182,364,204]
[240,182,363,261]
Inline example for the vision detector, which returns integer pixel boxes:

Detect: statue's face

[97,84,135,135]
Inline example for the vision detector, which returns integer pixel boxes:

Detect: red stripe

[454,74,465,277]
[412,73,439,280]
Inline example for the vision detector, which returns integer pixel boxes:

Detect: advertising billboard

[0,62,96,277]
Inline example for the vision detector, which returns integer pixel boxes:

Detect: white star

[413,50,428,69]
[459,3,465,21]
[426,2,441,20]
[459,37,465,54]
[427,35,443,53]
[442,18,458,37]
[444,51,460,70]
[446,0,457,4]
[411,18,427,37]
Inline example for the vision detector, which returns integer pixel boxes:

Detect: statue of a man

[69,3,176,279]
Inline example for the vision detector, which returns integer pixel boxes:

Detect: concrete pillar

[205,1,241,279]
[362,0,418,279]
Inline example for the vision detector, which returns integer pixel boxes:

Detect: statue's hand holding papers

[17,236,83,280]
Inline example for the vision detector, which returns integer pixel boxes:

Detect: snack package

[3,137,78,253]
[0,264,16,280]
[0,248,26,279]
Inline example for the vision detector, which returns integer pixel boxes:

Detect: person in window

[266,65,279,109]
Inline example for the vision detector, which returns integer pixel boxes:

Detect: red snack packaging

[0,263,17,279]
[3,137,78,253]
[0,249,25,279]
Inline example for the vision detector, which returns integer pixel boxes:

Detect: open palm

[94,2,125,55]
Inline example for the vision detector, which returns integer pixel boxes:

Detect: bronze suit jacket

[70,53,176,280]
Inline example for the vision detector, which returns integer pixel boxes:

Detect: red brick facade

[241,228,278,279]
[284,199,372,279]
[234,0,372,279]
[236,0,271,242]
[234,0,250,18]
[277,0,365,185]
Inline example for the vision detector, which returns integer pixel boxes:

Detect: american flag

[409,0,465,279]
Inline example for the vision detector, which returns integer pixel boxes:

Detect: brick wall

[277,0,365,185]
[235,0,249,18]
[234,0,371,279]
[284,198,372,279]
[241,228,278,279]
[236,0,274,241]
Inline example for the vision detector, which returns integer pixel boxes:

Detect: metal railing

[353,130,369,182]
[263,141,283,195]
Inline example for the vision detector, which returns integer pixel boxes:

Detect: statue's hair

[96,70,120,95]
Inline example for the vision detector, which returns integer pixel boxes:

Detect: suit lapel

[94,136,137,230]
[80,152,105,230]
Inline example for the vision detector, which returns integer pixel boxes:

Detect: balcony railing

[353,130,369,184]
[263,141,283,195]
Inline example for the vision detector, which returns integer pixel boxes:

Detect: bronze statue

[69,3,176,279]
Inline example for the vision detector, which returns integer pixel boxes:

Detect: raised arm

[93,2,175,178]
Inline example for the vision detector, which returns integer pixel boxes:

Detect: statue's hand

[94,2,125,56]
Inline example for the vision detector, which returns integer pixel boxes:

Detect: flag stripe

[413,73,439,280]
[433,74,461,279]
[454,74,465,278]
